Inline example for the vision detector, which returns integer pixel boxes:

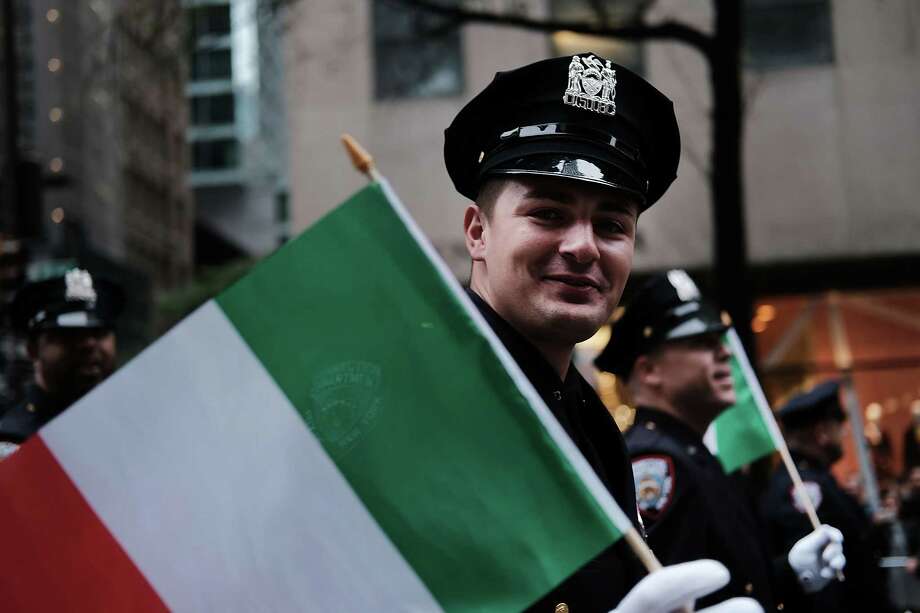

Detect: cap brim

[664,319,728,342]
[483,152,647,204]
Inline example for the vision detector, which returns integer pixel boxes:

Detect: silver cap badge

[64,268,97,304]
[563,54,617,116]
[667,269,700,302]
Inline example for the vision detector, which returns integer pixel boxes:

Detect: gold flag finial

[341,134,378,180]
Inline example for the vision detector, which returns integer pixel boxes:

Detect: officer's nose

[559,221,599,264]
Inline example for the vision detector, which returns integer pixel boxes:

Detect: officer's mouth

[543,274,604,292]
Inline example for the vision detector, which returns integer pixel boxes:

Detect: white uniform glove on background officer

[787,524,846,593]
[611,560,763,613]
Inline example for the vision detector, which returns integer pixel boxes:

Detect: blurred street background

[2,0,919,607]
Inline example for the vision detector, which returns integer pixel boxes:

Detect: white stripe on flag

[42,302,441,613]
[702,426,718,456]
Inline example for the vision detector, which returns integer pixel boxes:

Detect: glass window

[190,94,235,125]
[372,0,463,100]
[192,139,238,169]
[550,0,645,74]
[191,49,232,80]
[744,0,834,70]
[189,4,231,38]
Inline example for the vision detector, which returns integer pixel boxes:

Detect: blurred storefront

[754,288,920,493]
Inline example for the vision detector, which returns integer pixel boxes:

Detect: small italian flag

[704,328,782,473]
[0,181,635,612]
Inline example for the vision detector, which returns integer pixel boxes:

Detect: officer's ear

[464,205,487,262]
[632,354,663,388]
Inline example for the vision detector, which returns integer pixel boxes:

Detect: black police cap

[595,270,728,378]
[444,53,680,209]
[778,380,846,430]
[9,268,124,334]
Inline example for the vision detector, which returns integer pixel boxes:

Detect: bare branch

[391,0,713,55]
[585,0,610,26]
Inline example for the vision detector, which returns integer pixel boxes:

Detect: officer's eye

[530,208,565,223]
[595,217,628,236]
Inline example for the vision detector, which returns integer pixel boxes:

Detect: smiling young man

[446,55,762,613]
[595,270,847,611]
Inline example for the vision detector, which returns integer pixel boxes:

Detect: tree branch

[390,0,713,55]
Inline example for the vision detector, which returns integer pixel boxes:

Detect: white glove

[611,559,764,613]
[787,524,846,593]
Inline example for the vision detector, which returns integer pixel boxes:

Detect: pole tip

[341,134,375,177]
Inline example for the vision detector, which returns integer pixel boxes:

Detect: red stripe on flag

[0,436,168,613]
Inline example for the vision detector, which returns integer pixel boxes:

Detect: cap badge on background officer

[595,269,728,378]
[444,52,681,209]
[64,268,97,305]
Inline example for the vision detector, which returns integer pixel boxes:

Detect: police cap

[9,268,124,334]
[444,53,680,210]
[595,270,727,378]
[778,380,846,430]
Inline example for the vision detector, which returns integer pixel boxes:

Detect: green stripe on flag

[710,337,777,473]
[216,184,620,612]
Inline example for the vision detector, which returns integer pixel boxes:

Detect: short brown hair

[474,177,509,219]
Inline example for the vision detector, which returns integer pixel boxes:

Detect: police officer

[595,270,845,611]
[760,381,896,612]
[0,268,123,459]
[447,54,759,613]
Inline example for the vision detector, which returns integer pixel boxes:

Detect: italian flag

[704,328,781,473]
[0,180,635,612]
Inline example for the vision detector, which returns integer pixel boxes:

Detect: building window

[191,48,232,80]
[744,0,834,70]
[549,0,644,74]
[189,4,231,38]
[372,0,463,100]
[192,139,238,169]
[191,94,235,125]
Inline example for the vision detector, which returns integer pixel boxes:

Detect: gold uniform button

[744,582,753,594]
[777,604,784,611]
[26,403,36,413]
[645,421,656,430]
[555,604,569,613]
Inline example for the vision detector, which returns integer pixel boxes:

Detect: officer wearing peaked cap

[760,381,896,613]
[596,270,847,611]
[0,269,123,460]
[449,54,761,613]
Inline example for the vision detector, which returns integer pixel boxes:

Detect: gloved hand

[787,524,846,593]
[610,559,764,613]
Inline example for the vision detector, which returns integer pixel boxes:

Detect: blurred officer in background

[596,270,846,611]
[760,381,896,612]
[448,52,759,612]
[0,268,123,459]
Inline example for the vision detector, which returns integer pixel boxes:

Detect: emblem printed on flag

[632,455,674,517]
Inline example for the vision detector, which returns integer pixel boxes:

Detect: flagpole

[340,134,692,611]
[726,328,844,581]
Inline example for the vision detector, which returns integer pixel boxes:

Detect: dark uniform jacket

[0,384,67,458]
[469,291,646,612]
[760,450,896,613]
[626,407,800,611]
